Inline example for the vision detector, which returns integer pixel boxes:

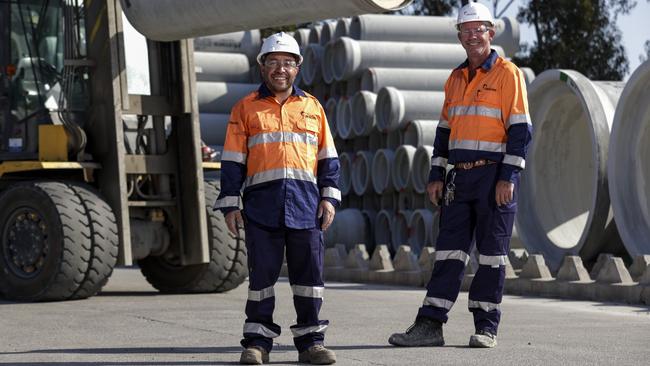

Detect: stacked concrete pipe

[194,52,251,82]
[361,68,451,93]
[194,30,261,62]
[351,91,377,137]
[375,87,445,132]
[403,120,438,147]
[352,151,375,195]
[412,145,434,194]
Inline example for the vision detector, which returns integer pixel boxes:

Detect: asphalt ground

[1,267,649,365]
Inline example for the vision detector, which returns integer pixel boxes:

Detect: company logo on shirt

[482,84,497,91]
[301,111,319,121]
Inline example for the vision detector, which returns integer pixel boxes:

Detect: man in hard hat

[388,1,532,349]
[214,32,340,365]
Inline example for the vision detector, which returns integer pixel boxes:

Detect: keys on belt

[444,170,456,206]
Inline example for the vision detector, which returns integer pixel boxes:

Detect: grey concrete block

[556,256,591,282]
[393,245,422,286]
[595,257,634,284]
[593,283,642,304]
[589,253,613,278]
[638,264,650,285]
[505,257,518,279]
[519,254,553,279]
[369,245,393,271]
[558,280,597,301]
[341,244,370,283]
[418,247,435,285]
[508,248,528,270]
[628,255,650,280]
[642,287,650,305]
[325,247,345,268]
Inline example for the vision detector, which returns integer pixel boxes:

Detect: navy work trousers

[418,163,518,335]
[241,219,328,353]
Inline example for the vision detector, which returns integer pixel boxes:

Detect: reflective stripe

[435,250,470,265]
[438,119,450,129]
[449,105,502,120]
[431,157,448,168]
[213,195,240,209]
[423,296,454,310]
[291,285,324,298]
[468,300,500,312]
[478,254,508,267]
[321,187,341,201]
[221,151,247,164]
[248,131,318,149]
[449,139,506,153]
[291,324,328,337]
[506,113,531,129]
[248,286,275,302]
[244,168,317,188]
[318,147,338,160]
[243,322,280,338]
[502,154,525,169]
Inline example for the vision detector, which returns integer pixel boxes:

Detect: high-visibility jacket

[429,50,532,183]
[214,83,340,229]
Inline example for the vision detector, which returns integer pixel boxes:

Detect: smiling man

[388,1,532,349]
[213,32,340,365]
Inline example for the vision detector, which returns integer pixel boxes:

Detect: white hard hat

[256,32,303,66]
[456,1,494,27]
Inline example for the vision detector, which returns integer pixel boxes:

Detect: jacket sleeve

[315,100,341,207]
[428,75,452,183]
[213,101,248,214]
[499,66,532,182]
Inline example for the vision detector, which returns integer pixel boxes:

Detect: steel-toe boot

[240,346,269,364]
[298,344,337,364]
[388,317,445,347]
[469,330,497,348]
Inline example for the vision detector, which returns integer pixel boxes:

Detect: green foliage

[394,0,458,15]
[642,40,650,63]
[513,0,632,80]
[260,25,298,39]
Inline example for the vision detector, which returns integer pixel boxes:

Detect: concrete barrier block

[629,255,650,281]
[519,254,553,279]
[418,247,435,285]
[528,278,557,298]
[369,245,394,271]
[638,264,650,285]
[595,257,634,284]
[324,248,344,282]
[335,244,348,263]
[593,283,642,304]
[589,253,613,278]
[341,244,370,283]
[558,280,597,301]
[642,287,650,305]
[556,256,591,282]
[508,248,528,270]
[505,257,518,279]
[392,245,422,286]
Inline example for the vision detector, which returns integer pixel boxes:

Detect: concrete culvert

[334,18,352,39]
[361,68,451,93]
[294,28,311,48]
[412,145,434,194]
[308,24,323,44]
[339,152,353,196]
[517,69,627,272]
[608,60,650,259]
[320,20,338,46]
[302,44,324,86]
[194,52,251,83]
[372,149,396,194]
[403,120,438,147]
[375,87,445,132]
[324,208,370,251]
[375,209,395,254]
[193,30,261,62]
[322,42,337,84]
[325,98,339,139]
[351,91,377,137]
[352,151,375,195]
[197,82,258,114]
[391,210,414,255]
[336,98,354,139]
[392,145,417,192]
[409,209,439,254]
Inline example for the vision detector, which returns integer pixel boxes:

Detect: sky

[484,0,649,79]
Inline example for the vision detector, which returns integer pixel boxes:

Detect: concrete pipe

[330,81,347,99]
[294,28,312,48]
[375,87,445,132]
[334,18,352,39]
[368,129,384,151]
[193,30,261,62]
[199,113,229,146]
[351,91,377,137]
[386,130,402,150]
[403,120,438,147]
[322,42,337,84]
[391,210,414,254]
[361,209,378,253]
[325,98,339,139]
[332,38,504,81]
[336,98,354,139]
[392,145,417,192]
[194,52,251,83]
[409,209,438,254]
[352,151,375,196]
[308,24,323,45]
[324,208,370,250]
[197,82,258,114]
[349,14,519,56]
[412,145,434,194]
[346,78,362,98]
[309,82,328,104]
[375,209,395,251]
[320,20,339,46]
[122,0,413,41]
[397,191,423,211]
[372,149,396,194]
[521,67,536,86]
[517,69,627,271]
[302,44,324,86]
[361,68,451,93]
[339,152,353,196]
[608,60,650,258]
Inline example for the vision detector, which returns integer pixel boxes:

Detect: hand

[318,200,335,231]
[225,210,244,236]
[495,180,514,206]
[427,181,444,206]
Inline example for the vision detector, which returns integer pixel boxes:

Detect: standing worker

[388,1,532,349]
[213,32,340,365]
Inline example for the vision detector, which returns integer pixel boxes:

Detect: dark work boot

[388,317,445,347]
[469,330,497,348]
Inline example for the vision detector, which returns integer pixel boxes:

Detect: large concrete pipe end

[351,91,377,136]
[608,60,650,258]
[517,69,626,271]
[375,87,404,132]
[303,44,324,86]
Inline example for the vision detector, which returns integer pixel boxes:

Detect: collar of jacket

[256,82,306,100]
[456,49,499,72]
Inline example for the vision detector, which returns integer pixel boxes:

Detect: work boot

[298,344,337,364]
[239,346,269,365]
[388,317,445,347]
[469,330,497,348]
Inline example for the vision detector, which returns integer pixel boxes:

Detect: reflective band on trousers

[436,250,470,265]
[243,322,280,338]
[448,105,502,120]
[248,286,275,302]
[468,300,500,312]
[291,285,324,299]
[221,150,247,164]
[248,131,318,149]
[423,296,454,310]
[502,154,525,169]
[290,324,328,337]
[244,168,317,189]
[213,195,240,209]
[478,254,508,268]
[321,186,341,201]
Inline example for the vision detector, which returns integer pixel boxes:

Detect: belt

[454,159,497,170]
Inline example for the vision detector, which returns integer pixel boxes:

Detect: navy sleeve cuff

[499,164,520,183]
[323,197,340,208]
[428,166,446,183]
[216,206,239,216]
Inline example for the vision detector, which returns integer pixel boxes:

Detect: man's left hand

[495,180,514,206]
[318,200,336,231]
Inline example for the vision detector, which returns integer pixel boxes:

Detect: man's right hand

[427,181,444,206]
[225,210,244,236]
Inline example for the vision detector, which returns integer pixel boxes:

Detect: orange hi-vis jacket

[213,84,341,229]
[429,50,532,183]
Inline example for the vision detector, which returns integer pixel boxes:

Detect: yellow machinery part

[39,125,69,162]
